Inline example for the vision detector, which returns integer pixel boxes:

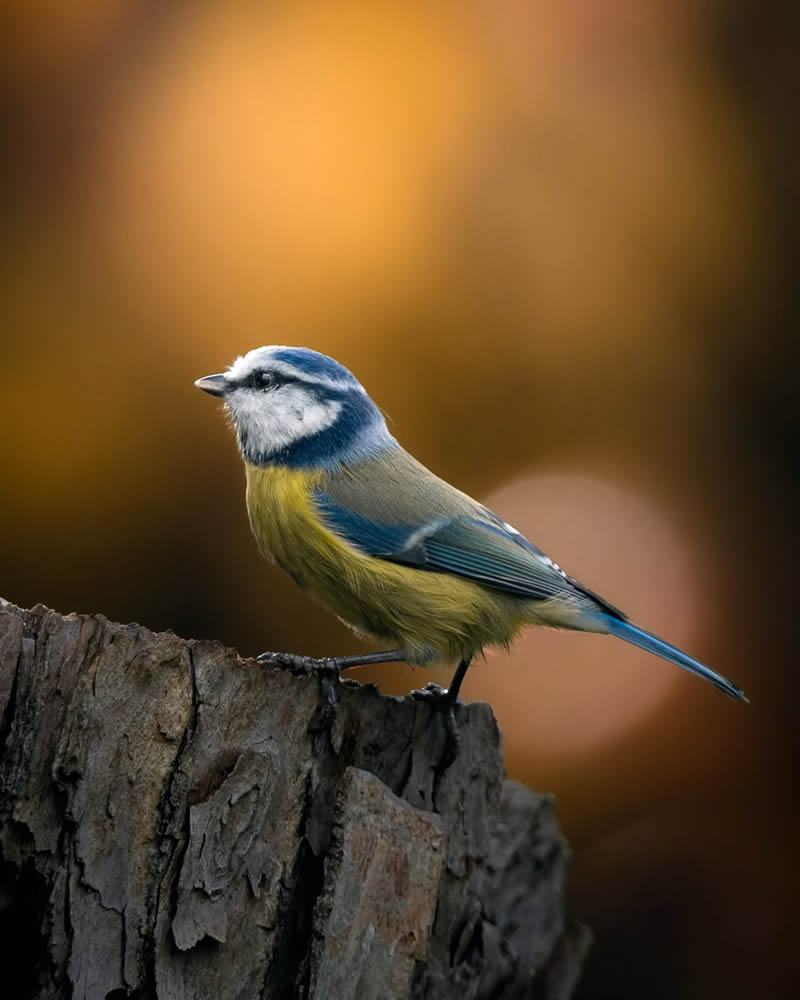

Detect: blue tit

[195,345,747,734]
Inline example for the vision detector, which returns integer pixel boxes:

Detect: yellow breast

[244,463,527,663]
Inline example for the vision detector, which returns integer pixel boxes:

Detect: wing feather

[314,492,588,603]
[314,451,625,617]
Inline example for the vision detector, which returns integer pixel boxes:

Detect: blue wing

[314,490,619,609]
[314,484,747,701]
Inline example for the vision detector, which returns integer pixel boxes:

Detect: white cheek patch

[227,386,342,458]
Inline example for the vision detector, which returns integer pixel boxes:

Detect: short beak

[194,373,228,398]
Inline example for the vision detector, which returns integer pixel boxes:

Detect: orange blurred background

[2,2,797,997]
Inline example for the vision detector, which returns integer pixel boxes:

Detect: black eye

[253,370,277,390]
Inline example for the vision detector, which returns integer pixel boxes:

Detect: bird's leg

[445,657,470,702]
[411,656,471,704]
[256,649,405,726]
[411,656,472,767]
[255,648,404,674]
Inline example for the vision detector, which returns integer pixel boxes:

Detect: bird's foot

[257,652,343,727]
[411,682,461,768]
[256,649,403,674]
[256,651,343,678]
[256,653,341,705]
[255,649,404,727]
[410,681,452,706]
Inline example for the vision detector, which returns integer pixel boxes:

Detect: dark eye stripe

[246,369,298,390]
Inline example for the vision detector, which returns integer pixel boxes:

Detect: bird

[195,346,747,756]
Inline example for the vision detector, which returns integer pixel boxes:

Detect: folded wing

[314,488,621,615]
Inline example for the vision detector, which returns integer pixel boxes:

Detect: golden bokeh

[2,3,797,997]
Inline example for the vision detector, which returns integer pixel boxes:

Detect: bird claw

[257,652,342,730]
[411,683,461,767]
[257,655,463,765]
[410,681,452,706]
[256,651,342,677]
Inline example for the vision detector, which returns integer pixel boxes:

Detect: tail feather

[600,615,748,703]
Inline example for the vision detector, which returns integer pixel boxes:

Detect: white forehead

[227,346,286,380]
[227,346,362,392]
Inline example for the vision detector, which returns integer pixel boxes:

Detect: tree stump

[0,599,590,999]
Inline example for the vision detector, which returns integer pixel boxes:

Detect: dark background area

[2,3,798,997]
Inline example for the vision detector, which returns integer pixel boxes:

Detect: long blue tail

[600,615,748,702]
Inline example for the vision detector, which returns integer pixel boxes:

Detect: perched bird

[195,346,747,751]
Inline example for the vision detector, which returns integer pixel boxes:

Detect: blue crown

[270,347,361,387]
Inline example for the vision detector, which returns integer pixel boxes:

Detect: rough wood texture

[0,599,590,999]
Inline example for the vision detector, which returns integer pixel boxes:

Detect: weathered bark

[0,599,590,1000]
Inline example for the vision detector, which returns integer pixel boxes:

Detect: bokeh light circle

[464,469,703,757]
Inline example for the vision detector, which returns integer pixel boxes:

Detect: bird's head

[194,346,395,468]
